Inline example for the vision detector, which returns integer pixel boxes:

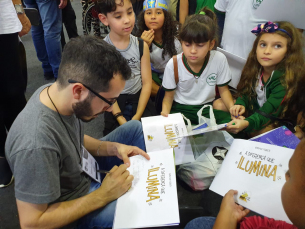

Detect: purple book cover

[250,126,300,149]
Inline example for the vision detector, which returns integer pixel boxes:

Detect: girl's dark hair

[236,21,305,113]
[95,0,128,15]
[136,9,179,60]
[179,7,218,46]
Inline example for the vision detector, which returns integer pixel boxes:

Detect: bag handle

[173,55,179,84]
[181,105,217,132]
[196,105,217,128]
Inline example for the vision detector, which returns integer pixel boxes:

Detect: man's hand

[141,29,154,47]
[114,143,150,166]
[59,0,67,9]
[230,105,245,119]
[98,164,134,202]
[18,14,31,37]
[226,119,249,134]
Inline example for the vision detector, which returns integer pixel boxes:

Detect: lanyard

[47,86,82,163]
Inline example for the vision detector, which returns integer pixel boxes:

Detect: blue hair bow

[251,21,291,38]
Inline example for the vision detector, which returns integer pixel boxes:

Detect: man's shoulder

[5,87,61,157]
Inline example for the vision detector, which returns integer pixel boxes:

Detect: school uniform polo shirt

[162,50,232,105]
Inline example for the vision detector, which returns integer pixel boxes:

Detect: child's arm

[218,85,234,111]
[112,102,127,125]
[213,190,250,229]
[179,0,189,25]
[161,90,175,117]
[131,42,152,121]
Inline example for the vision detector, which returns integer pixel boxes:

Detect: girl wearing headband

[226,21,304,136]
[161,7,234,125]
[136,0,182,97]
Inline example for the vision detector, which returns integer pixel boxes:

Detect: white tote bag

[177,105,234,191]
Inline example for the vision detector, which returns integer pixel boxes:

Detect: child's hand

[141,29,154,47]
[226,119,249,134]
[216,190,250,226]
[230,105,245,119]
[161,111,169,117]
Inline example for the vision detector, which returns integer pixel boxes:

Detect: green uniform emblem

[206,73,217,86]
[253,0,263,9]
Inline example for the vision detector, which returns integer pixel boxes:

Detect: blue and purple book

[250,126,300,149]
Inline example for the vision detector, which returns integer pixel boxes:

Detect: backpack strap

[138,37,144,59]
[173,55,179,84]
[255,110,296,133]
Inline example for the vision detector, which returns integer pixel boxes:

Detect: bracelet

[114,112,123,119]
[97,141,103,156]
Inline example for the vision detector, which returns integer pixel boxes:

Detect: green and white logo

[253,0,263,9]
[206,73,217,86]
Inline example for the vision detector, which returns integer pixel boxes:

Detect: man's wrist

[106,142,119,157]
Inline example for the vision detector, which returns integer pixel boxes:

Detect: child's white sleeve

[174,38,183,54]
[162,58,176,91]
[216,52,232,87]
[214,0,229,12]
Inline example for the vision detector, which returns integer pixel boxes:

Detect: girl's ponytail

[179,7,218,46]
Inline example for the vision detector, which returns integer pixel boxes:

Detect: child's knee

[213,98,226,111]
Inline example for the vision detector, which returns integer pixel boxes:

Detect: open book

[210,139,293,223]
[141,113,194,165]
[113,149,179,229]
[141,113,227,165]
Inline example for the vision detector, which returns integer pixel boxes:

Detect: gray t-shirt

[5,84,91,204]
[150,38,182,74]
[104,34,142,94]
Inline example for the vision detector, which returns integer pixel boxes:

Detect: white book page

[210,139,293,223]
[142,113,194,165]
[113,149,180,229]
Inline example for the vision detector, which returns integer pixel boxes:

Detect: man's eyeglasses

[68,79,117,110]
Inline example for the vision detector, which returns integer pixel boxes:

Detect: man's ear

[98,13,109,26]
[72,84,88,100]
[209,39,216,50]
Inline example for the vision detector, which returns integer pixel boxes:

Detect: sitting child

[161,7,234,125]
[225,21,304,137]
[96,0,157,135]
[185,139,305,229]
[136,0,182,97]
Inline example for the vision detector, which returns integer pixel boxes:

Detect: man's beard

[72,95,95,123]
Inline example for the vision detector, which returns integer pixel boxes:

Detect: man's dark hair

[57,36,131,92]
[95,0,130,15]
